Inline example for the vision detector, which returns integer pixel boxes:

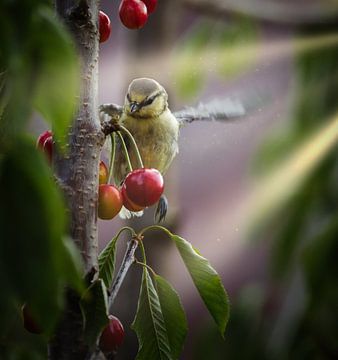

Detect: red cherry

[121,185,145,212]
[22,304,42,334]
[98,185,123,220]
[142,0,157,14]
[43,136,53,163]
[99,315,125,353]
[36,130,52,150]
[99,11,111,43]
[123,168,164,207]
[119,0,148,29]
[99,161,109,185]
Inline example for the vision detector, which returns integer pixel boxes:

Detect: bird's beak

[130,102,140,113]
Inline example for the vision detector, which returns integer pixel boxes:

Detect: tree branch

[49,0,103,358]
[100,116,121,136]
[100,104,123,136]
[108,238,140,313]
[54,0,103,276]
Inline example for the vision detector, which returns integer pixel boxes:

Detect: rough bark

[49,0,103,358]
[55,0,103,274]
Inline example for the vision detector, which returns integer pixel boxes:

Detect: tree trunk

[49,0,102,358]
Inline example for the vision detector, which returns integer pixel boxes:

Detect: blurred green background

[1,0,338,358]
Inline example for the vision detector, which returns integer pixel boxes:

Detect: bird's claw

[155,195,168,223]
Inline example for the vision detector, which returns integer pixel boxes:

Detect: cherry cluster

[36,131,164,220]
[99,161,164,220]
[99,0,158,43]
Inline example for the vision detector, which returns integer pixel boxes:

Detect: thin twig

[101,118,121,136]
[108,238,140,313]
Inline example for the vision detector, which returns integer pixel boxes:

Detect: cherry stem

[119,125,144,168]
[138,225,172,238]
[108,237,139,313]
[139,240,147,264]
[136,241,158,278]
[134,259,157,278]
[108,133,116,185]
[109,226,136,246]
[116,131,133,173]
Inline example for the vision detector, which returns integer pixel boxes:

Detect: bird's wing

[99,103,124,119]
[174,98,245,126]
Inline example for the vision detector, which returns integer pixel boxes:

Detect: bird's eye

[143,96,155,107]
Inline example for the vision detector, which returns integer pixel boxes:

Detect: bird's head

[124,78,168,118]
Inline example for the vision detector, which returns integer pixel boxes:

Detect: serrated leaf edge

[98,228,134,289]
[132,269,173,360]
[154,274,188,359]
[98,236,118,288]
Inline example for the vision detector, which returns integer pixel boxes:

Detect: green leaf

[0,5,79,149]
[98,228,134,288]
[172,235,230,336]
[302,215,338,295]
[98,235,119,289]
[154,275,188,359]
[0,137,69,332]
[33,7,80,143]
[0,4,38,148]
[132,269,173,360]
[80,279,109,347]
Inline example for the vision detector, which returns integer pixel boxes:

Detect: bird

[100,77,246,222]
